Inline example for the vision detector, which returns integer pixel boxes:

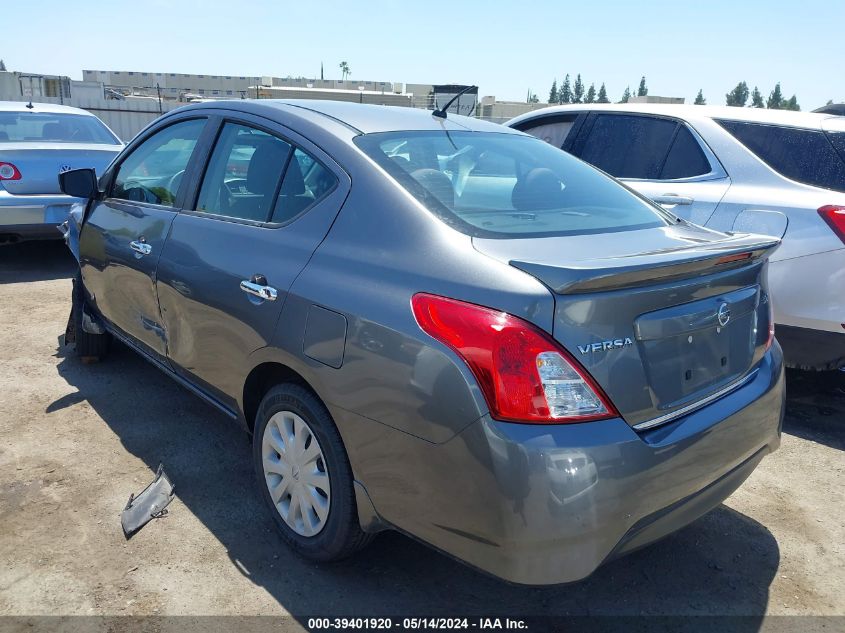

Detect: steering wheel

[166,169,186,201]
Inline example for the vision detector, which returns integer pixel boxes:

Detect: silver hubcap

[262,410,331,537]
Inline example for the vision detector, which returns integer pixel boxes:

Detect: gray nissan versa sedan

[59,100,785,585]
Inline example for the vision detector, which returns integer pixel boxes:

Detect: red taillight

[818,205,845,244]
[0,162,22,181]
[411,293,617,424]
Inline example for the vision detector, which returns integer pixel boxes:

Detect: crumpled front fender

[60,202,85,263]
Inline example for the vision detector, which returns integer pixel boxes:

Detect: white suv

[508,104,845,370]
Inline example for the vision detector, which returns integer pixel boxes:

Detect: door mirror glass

[59,168,99,199]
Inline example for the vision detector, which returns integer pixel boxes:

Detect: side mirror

[59,168,99,199]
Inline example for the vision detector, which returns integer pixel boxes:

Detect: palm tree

[339,61,351,81]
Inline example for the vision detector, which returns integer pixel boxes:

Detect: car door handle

[653,194,694,206]
[129,240,152,256]
[240,278,278,301]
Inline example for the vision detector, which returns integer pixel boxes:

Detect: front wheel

[67,272,111,360]
[253,383,373,561]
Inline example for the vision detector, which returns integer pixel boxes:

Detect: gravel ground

[0,241,843,628]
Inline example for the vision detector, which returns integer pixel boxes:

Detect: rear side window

[271,148,337,224]
[196,123,337,224]
[661,126,712,180]
[826,131,845,163]
[576,114,677,179]
[717,120,845,193]
[112,119,205,206]
[196,122,292,221]
[354,131,670,239]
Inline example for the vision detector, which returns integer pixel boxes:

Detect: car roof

[0,100,99,116]
[507,103,836,130]
[177,99,521,135]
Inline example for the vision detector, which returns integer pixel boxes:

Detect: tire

[253,383,373,561]
[69,271,111,360]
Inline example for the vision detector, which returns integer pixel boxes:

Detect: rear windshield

[717,120,845,193]
[354,131,669,238]
[0,112,120,145]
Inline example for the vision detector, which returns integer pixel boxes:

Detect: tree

[527,90,539,104]
[783,95,800,111]
[548,80,558,104]
[597,83,609,103]
[767,83,784,109]
[339,61,351,81]
[0,59,6,72]
[637,76,648,97]
[725,81,749,107]
[694,89,706,105]
[572,74,584,104]
[585,83,596,104]
[619,86,631,103]
[750,86,765,108]
[560,74,572,104]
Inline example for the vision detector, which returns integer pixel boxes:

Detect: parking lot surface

[0,242,843,625]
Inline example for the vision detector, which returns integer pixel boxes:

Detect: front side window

[197,123,291,221]
[717,120,845,193]
[517,114,579,150]
[112,118,205,206]
[354,131,670,238]
[0,112,120,145]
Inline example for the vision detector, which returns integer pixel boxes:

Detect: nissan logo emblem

[717,303,731,327]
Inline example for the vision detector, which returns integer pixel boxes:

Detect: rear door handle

[129,240,152,256]
[240,275,278,301]
[653,194,694,206]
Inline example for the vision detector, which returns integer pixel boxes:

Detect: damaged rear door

[79,117,209,360]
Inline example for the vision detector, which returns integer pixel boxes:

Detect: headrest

[511,167,566,211]
[410,168,454,208]
[247,141,290,194]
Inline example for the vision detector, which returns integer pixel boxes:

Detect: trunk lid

[0,143,119,195]
[473,223,779,428]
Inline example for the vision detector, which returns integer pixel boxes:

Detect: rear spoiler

[511,234,780,295]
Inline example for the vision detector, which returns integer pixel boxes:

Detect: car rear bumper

[0,190,80,240]
[344,342,784,585]
[769,249,845,368]
[775,324,845,370]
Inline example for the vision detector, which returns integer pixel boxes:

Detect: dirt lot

[0,241,843,626]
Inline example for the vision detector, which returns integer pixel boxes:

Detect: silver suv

[508,104,845,370]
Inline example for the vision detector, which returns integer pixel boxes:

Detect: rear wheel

[253,383,372,561]
[68,271,111,360]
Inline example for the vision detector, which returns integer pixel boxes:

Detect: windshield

[0,112,120,145]
[355,130,670,238]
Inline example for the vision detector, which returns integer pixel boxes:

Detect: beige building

[253,85,412,107]
[478,96,549,123]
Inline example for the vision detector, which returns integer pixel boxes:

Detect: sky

[5,0,843,110]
